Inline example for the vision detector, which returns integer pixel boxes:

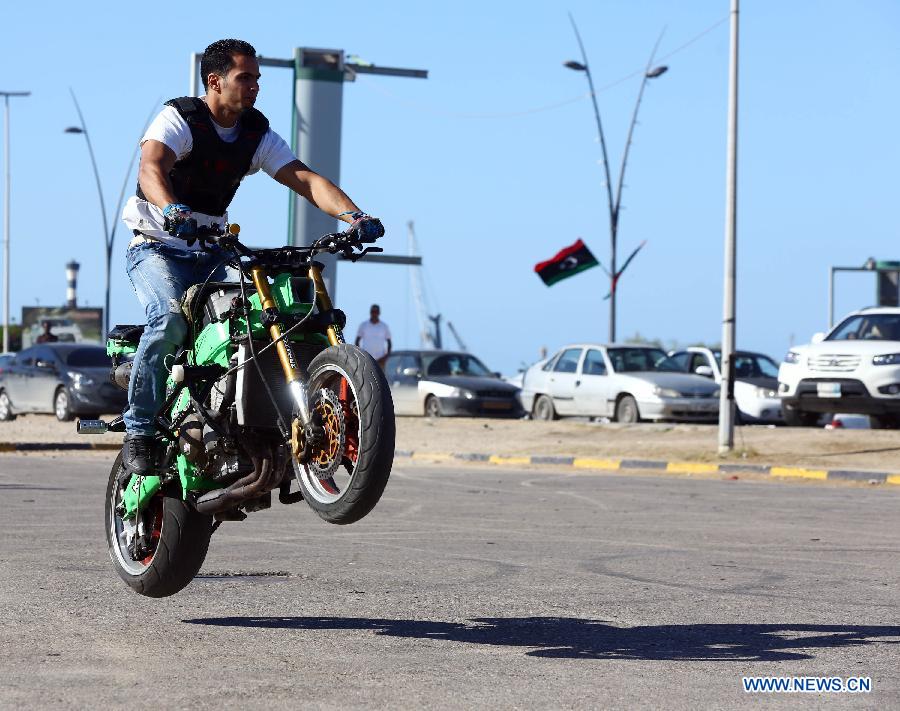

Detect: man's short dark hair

[201,39,257,90]
[370,304,380,311]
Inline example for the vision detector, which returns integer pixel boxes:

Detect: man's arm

[386,338,392,356]
[274,160,360,223]
[137,140,180,209]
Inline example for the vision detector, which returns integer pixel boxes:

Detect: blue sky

[3,0,898,373]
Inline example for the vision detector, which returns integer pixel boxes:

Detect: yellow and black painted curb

[395,450,900,486]
[1,442,897,486]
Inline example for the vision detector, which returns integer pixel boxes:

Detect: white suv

[778,307,900,428]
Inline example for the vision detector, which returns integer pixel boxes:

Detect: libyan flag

[534,238,599,286]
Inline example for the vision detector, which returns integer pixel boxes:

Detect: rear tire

[295,344,395,525]
[54,387,73,422]
[532,395,557,421]
[615,395,641,424]
[0,390,16,421]
[105,452,213,598]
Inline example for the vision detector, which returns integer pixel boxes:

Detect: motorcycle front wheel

[296,344,395,525]
[105,452,213,597]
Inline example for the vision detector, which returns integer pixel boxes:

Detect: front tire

[0,390,16,421]
[425,395,442,418]
[615,395,641,424]
[105,452,213,597]
[295,344,395,525]
[54,387,73,422]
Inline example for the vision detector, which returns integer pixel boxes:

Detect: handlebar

[193,222,384,264]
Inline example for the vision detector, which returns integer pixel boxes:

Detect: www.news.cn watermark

[743,676,872,694]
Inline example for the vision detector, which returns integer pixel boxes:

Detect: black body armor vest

[136,97,269,216]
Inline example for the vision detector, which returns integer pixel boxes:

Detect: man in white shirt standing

[355,304,392,368]
[119,38,384,476]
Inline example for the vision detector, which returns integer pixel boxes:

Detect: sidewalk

[2,415,900,485]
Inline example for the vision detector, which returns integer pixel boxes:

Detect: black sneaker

[122,433,156,477]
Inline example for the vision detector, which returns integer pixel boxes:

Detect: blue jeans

[124,241,230,435]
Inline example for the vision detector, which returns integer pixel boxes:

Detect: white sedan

[668,347,783,424]
[520,344,720,422]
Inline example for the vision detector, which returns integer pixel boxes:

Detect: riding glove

[346,213,385,243]
[162,203,199,243]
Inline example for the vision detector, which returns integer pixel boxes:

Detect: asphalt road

[1,454,897,709]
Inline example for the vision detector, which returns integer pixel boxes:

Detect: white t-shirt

[121,100,297,249]
[356,320,392,360]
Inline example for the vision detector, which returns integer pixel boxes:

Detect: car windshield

[607,348,681,373]
[65,348,112,367]
[424,353,492,377]
[828,314,900,342]
[713,352,779,378]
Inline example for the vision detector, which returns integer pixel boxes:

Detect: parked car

[668,347,782,423]
[520,344,720,422]
[779,306,900,428]
[0,353,14,376]
[383,350,524,417]
[0,343,125,422]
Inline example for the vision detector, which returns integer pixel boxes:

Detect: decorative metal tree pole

[566,15,667,343]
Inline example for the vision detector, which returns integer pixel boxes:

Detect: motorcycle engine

[178,411,253,485]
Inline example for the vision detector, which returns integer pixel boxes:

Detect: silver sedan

[520,344,720,422]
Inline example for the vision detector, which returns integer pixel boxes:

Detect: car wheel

[425,395,442,418]
[54,387,74,422]
[0,390,16,421]
[782,405,818,427]
[614,395,641,424]
[532,395,557,421]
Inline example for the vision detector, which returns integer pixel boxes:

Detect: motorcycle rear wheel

[296,344,395,525]
[105,452,213,597]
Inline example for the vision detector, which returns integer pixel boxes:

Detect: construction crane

[447,321,467,351]
[407,221,469,351]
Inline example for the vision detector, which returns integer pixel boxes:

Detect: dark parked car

[384,350,524,417]
[0,343,125,422]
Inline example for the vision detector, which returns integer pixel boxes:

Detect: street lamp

[565,15,668,343]
[64,90,155,336]
[1,90,31,353]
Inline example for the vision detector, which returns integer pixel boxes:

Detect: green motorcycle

[80,223,395,598]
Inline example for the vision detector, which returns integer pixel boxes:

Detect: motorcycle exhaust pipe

[194,444,281,515]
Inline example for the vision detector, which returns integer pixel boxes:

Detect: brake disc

[307,388,346,480]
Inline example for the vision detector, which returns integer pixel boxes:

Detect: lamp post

[718,0,740,454]
[1,90,31,353]
[65,90,153,336]
[565,16,667,343]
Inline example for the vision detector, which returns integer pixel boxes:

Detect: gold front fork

[250,266,301,380]
[249,266,312,427]
[309,264,345,346]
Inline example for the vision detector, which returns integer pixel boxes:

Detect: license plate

[817,382,841,398]
[483,401,512,410]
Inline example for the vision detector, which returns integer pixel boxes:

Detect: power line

[357,15,729,121]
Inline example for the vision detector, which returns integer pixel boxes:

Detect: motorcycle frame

[120,259,344,520]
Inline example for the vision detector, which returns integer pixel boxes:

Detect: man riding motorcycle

[120,38,383,477]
